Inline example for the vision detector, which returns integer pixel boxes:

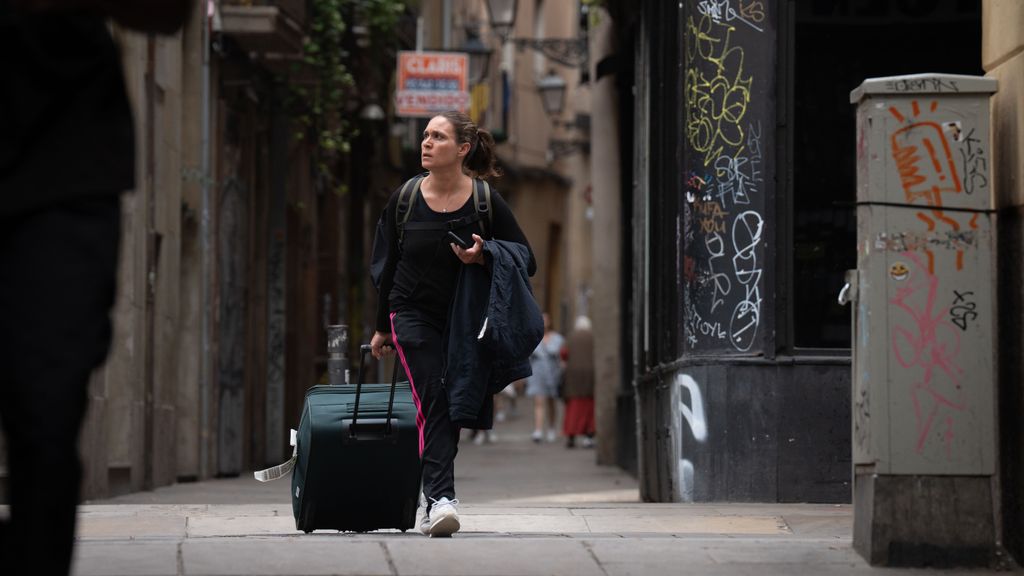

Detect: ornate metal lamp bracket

[547,138,590,162]
[510,38,588,68]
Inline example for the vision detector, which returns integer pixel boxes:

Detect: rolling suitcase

[256,345,421,533]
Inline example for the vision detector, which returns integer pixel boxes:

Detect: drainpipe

[199,0,213,479]
[442,0,452,49]
[144,34,157,491]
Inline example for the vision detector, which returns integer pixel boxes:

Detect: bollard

[326,324,349,385]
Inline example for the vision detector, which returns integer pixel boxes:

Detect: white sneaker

[546,429,557,443]
[427,497,460,537]
[473,432,485,446]
[531,430,543,443]
[419,512,432,535]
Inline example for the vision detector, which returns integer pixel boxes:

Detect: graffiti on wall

[674,374,708,502]
[682,4,773,354]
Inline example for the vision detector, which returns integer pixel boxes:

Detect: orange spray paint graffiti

[888,100,967,273]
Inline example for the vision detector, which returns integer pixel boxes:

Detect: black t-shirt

[375,180,536,333]
[0,7,135,217]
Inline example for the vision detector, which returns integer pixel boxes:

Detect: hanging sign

[395,51,470,118]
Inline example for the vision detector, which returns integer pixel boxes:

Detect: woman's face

[421,116,468,171]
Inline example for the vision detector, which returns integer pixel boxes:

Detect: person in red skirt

[562,316,596,448]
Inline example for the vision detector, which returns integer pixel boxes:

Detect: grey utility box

[850,73,997,476]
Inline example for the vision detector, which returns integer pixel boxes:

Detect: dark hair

[435,110,501,180]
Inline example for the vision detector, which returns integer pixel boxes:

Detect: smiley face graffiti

[890,261,910,281]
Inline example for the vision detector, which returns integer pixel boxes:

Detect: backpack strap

[398,176,492,245]
[473,179,493,238]
[402,213,481,232]
[396,175,425,248]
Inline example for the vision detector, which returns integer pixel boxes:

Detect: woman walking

[370,111,535,537]
[562,316,596,448]
[526,313,565,443]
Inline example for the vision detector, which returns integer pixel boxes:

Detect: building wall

[79,28,189,498]
[630,0,853,503]
[474,0,587,335]
[26,2,326,501]
[637,362,850,502]
[589,7,623,467]
[177,4,208,481]
[984,0,1024,563]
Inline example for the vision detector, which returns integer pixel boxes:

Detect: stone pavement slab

[77,513,186,540]
[385,538,605,576]
[186,515,297,538]
[72,541,180,576]
[587,538,1001,576]
[459,513,590,533]
[181,538,392,576]
[581,513,788,535]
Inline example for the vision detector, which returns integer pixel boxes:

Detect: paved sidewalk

[70,407,998,575]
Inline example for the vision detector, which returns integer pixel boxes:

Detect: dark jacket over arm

[445,240,543,428]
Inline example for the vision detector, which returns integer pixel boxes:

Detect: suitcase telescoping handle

[353,345,400,437]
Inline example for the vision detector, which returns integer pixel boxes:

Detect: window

[790,0,982,349]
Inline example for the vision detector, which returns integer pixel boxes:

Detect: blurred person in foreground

[0,1,192,572]
[562,316,595,448]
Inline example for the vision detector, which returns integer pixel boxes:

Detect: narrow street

[69,407,988,576]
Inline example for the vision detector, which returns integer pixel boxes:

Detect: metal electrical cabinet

[849,74,998,476]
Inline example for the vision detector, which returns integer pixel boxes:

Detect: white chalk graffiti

[675,374,708,502]
[706,232,732,313]
[697,0,766,33]
[729,211,763,351]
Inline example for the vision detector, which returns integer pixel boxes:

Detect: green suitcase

[291,345,421,532]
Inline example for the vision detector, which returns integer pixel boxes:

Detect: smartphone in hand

[446,231,472,249]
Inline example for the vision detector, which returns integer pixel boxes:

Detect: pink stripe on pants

[389,312,425,457]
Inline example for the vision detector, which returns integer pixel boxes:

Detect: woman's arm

[372,189,402,337]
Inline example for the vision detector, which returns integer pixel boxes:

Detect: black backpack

[370,175,494,289]
[395,174,493,245]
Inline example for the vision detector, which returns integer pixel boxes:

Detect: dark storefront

[624,0,982,502]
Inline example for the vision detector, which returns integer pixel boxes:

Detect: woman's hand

[451,233,485,265]
[370,331,393,360]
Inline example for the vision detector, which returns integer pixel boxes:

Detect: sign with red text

[395,51,470,117]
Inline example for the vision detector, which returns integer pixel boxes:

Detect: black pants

[0,196,121,574]
[390,310,459,509]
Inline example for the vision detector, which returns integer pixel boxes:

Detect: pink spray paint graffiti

[889,252,966,458]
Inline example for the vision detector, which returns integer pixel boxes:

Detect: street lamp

[537,70,566,117]
[461,29,493,85]
[485,0,517,43]
[485,0,588,68]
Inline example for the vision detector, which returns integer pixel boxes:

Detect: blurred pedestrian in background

[562,316,595,448]
[526,313,564,443]
[0,1,192,573]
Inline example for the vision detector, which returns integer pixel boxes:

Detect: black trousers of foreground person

[390,310,460,509]
[0,195,121,574]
